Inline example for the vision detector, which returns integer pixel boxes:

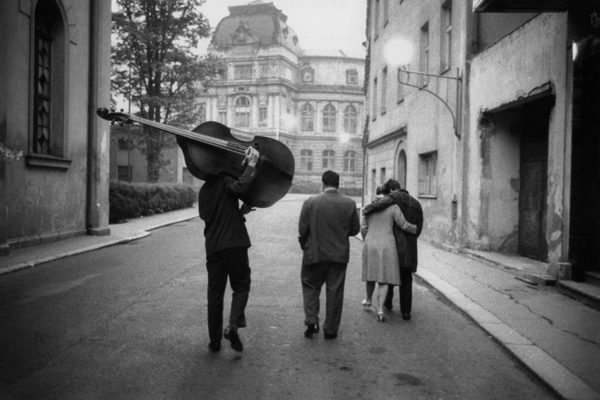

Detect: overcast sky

[197,0,367,58]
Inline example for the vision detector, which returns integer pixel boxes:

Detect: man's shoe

[304,323,319,338]
[324,332,338,340]
[208,341,221,352]
[224,327,243,352]
[402,313,411,321]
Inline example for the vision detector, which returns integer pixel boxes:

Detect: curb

[416,269,600,400]
[0,231,151,276]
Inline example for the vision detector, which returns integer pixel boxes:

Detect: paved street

[0,196,558,399]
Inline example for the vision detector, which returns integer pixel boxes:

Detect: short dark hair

[322,170,340,188]
[376,185,384,195]
[383,179,401,194]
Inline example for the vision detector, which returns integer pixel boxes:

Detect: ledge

[26,154,72,170]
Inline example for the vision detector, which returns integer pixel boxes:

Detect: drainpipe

[86,0,111,236]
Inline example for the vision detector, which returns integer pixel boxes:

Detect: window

[259,107,268,127]
[259,63,269,77]
[117,165,132,182]
[302,68,314,83]
[441,1,452,72]
[322,150,335,169]
[383,0,389,26]
[371,169,377,198]
[300,149,313,171]
[182,167,194,186]
[301,103,315,131]
[346,69,358,85]
[420,22,430,87]
[322,104,337,132]
[343,105,357,134]
[397,68,404,102]
[373,0,380,38]
[32,0,66,157]
[344,151,356,172]
[117,137,133,151]
[198,103,206,123]
[234,64,252,80]
[381,67,388,114]
[372,77,378,120]
[419,152,438,196]
[234,96,251,128]
[218,110,227,124]
[380,167,386,184]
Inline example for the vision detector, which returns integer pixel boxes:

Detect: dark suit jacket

[363,189,423,272]
[298,189,360,266]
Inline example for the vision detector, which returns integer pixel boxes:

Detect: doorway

[517,100,551,261]
[570,39,600,279]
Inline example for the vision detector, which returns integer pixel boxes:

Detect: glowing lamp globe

[383,37,414,67]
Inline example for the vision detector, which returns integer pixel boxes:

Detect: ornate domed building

[198,1,365,193]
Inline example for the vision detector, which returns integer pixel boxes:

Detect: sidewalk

[1,207,599,400]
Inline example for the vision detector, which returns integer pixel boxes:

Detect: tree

[112,0,219,182]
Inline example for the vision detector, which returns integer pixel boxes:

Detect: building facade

[200,1,365,194]
[0,0,112,253]
[365,0,600,282]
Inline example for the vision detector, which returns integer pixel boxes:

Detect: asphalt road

[0,196,558,399]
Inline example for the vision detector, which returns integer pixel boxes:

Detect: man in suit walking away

[363,179,423,320]
[298,170,360,339]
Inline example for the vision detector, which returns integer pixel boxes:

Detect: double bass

[97,108,295,208]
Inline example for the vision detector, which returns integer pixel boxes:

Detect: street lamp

[384,37,462,139]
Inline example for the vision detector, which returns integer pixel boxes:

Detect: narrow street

[0,196,558,399]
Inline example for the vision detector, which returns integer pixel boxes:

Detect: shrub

[109,181,196,223]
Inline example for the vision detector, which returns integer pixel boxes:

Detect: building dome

[209,1,300,52]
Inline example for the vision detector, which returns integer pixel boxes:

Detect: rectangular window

[198,103,207,123]
[118,165,132,182]
[182,167,194,186]
[218,110,227,124]
[383,0,389,26]
[396,68,404,103]
[234,64,253,80]
[419,152,438,196]
[372,77,378,120]
[259,107,268,126]
[374,0,380,38]
[441,1,452,72]
[381,67,388,114]
[371,169,377,198]
[380,167,386,184]
[420,22,430,87]
[259,63,269,77]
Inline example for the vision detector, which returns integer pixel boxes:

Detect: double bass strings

[129,115,249,156]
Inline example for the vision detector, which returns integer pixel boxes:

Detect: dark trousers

[301,262,347,335]
[206,247,251,344]
[385,269,413,315]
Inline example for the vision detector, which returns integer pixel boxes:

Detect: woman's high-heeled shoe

[362,299,373,311]
[377,312,386,322]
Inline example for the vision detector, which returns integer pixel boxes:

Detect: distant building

[365,0,600,282]
[0,1,112,253]
[199,1,365,194]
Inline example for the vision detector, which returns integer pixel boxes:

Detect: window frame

[322,103,337,132]
[300,149,313,171]
[322,149,335,170]
[301,103,315,131]
[418,151,438,197]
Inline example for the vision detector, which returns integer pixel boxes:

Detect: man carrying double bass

[198,145,260,353]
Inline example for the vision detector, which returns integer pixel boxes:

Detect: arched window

[32,0,66,157]
[300,149,313,171]
[343,105,357,134]
[234,96,251,127]
[344,150,356,172]
[322,103,336,132]
[396,149,407,189]
[300,103,314,131]
[322,150,335,169]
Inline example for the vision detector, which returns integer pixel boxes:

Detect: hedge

[109,181,196,223]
